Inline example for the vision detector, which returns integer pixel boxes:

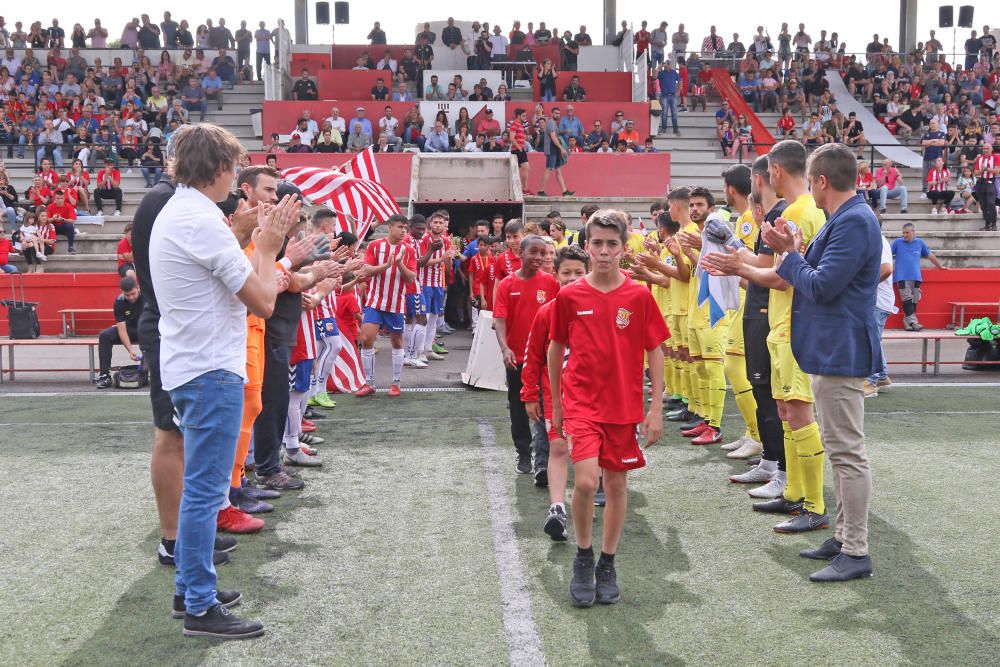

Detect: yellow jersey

[651,243,673,316]
[668,221,699,315]
[767,194,826,342]
[733,207,758,312]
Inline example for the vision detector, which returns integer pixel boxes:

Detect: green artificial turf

[0,389,996,666]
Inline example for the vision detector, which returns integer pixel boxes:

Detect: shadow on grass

[766,512,1000,663]
[62,495,324,667]
[513,467,697,666]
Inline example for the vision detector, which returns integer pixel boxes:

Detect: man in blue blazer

[763,143,882,582]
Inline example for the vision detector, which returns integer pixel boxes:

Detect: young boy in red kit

[492,220,524,304]
[494,235,560,477]
[548,209,669,607]
[522,245,589,541]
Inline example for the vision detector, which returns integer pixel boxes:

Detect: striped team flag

[330,332,365,393]
[280,147,399,241]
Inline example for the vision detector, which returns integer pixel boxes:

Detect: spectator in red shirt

[475,107,501,138]
[25,176,52,208]
[46,189,80,253]
[0,230,19,273]
[117,223,136,278]
[95,159,124,216]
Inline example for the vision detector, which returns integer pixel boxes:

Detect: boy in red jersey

[356,214,416,397]
[494,235,560,477]
[492,220,524,304]
[548,209,669,607]
[468,235,495,324]
[522,245,589,541]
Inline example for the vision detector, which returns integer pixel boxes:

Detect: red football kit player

[469,244,494,312]
[494,236,559,476]
[548,211,668,608]
[356,214,417,396]
[520,246,589,542]
[492,221,525,304]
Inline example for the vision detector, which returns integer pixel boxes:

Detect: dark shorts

[118,262,135,277]
[138,309,179,432]
[513,149,529,165]
[743,317,772,387]
[545,151,562,170]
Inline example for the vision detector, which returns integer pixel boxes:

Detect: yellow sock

[793,422,826,515]
[693,360,710,418]
[782,421,804,502]
[676,359,688,403]
[682,361,697,414]
[724,353,759,441]
[664,356,675,398]
[705,359,726,428]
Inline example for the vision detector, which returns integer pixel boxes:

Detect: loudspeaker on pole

[315,2,330,25]
[958,5,974,29]
[334,1,350,25]
[938,5,954,28]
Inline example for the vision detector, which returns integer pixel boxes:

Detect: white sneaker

[282,448,323,467]
[417,353,429,363]
[38,253,47,261]
[729,465,775,484]
[410,358,428,368]
[721,435,745,451]
[425,351,444,361]
[403,356,417,367]
[863,380,878,398]
[727,437,763,459]
[748,474,787,499]
[114,210,121,216]
[75,230,88,237]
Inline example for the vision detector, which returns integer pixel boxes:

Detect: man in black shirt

[964,31,982,70]
[96,276,145,388]
[292,69,318,101]
[370,78,389,101]
[367,22,387,45]
[441,17,462,49]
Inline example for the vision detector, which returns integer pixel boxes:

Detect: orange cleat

[387,384,401,397]
[681,422,709,438]
[691,426,722,445]
[217,506,264,534]
[354,385,376,397]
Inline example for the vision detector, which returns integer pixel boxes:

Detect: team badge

[740,221,753,237]
[536,290,547,303]
[615,308,632,329]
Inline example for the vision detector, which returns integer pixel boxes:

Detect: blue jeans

[541,90,556,102]
[142,166,162,186]
[660,93,678,132]
[878,185,908,211]
[2,206,16,232]
[36,146,64,168]
[184,100,208,122]
[868,308,891,384]
[0,263,18,273]
[169,369,245,615]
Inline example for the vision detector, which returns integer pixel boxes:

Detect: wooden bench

[0,337,99,383]
[58,308,114,337]
[946,301,1000,330]
[883,330,981,376]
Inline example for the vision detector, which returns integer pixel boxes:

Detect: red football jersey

[551,278,669,424]
[291,292,319,364]
[401,233,421,294]
[493,249,521,286]
[364,238,416,314]
[417,233,449,288]
[519,300,555,414]
[493,271,559,365]
[336,288,362,343]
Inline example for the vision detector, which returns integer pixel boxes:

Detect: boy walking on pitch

[356,214,416,397]
[549,210,669,607]
[521,245,589,541]
[494,235,560,476]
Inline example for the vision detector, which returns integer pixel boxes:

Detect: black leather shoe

[800,537,843,560]
[183,603,264,639]
[773,511,829,533]
[752,496,804,515]
[666,409,693,422]
[810,552,873,582]
[172,591,242,619]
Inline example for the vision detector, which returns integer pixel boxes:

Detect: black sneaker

[664,397,686,411]
[515,454,532,474]
[235,496,273,514]
[569,553,597,607]
[752,496,804,515]
[172,590,242,619]
[774,510,829,533]
[595,560,621,604]
[800,537,843,561]
[182,603,265,639]
[242,482,281,500]
[257,470,305,490]
[680,415,704,431]
[96,374,114,389]
[303,407,326,420]
[543,505,568,542]
[667,408,694,422]
[214,535,238,553]
[534,467,549,487]
[158,542,231,567]
[593,482,607,507]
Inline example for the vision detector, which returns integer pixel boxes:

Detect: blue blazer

[776,194,884,378]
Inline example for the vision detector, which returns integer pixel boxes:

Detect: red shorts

[563,418,645,472]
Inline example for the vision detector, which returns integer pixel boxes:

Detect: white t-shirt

[378,116,399,136]
[324,115,346,134]
[149,184,254,391]
[876,235,897,313]
[489,34,509,57]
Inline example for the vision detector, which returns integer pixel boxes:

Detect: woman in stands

[537,59,558,102]
[955,166,978,214]
[71,24,88,49]
[719,120,735,157]
[731,114,754,159]
[454,107,472,137]
[196,25,210,48]
[494,84,511,102]
[66,159,91,212]
[403,107,425,150]
[434,110,450,134]
[157,51,176,85]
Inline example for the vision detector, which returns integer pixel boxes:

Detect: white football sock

[391,348,405,384]
[361,347,376,384]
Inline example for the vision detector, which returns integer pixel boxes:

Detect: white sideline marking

[0,386,471,398]
[477,419,545,667]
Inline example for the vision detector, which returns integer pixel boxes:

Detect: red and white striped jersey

[364,238,416,314]
[417,233,450,288]
[402,233,422,293]
[974,154,998,178]
[317,291,338,320]
[927,168,950,191]
[291,295,319,364]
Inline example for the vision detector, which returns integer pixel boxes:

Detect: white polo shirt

[876,235,897,314]
[150,184,253,391]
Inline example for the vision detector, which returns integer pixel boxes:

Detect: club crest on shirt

[536,290,547,303]
[615,307,632,329]
[740,221,753,237]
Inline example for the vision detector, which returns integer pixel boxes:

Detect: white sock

[284,389,307,451]
[315,336,340,389]
[412,323,426,357]
[774,469,788,484]
[361,347,376,384]
[403,323,414,357]
[550,501,565,512]
[391,348,404,384]
[471,307,479,328]
[424,314,439,352]
[757,458,778,474]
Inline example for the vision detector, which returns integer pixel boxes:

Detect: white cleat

[748,475,787,499]
[721,436,745,451]
[727,437,763,459]
[409,358,428,368]
[729,465,775,484]
[424,351,445,361]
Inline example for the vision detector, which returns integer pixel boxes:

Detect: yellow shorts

[687,323,723,359]
[664,314,678,349]
[672,315,689,347]
[725,311,745,355]
[767,338,814,403]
